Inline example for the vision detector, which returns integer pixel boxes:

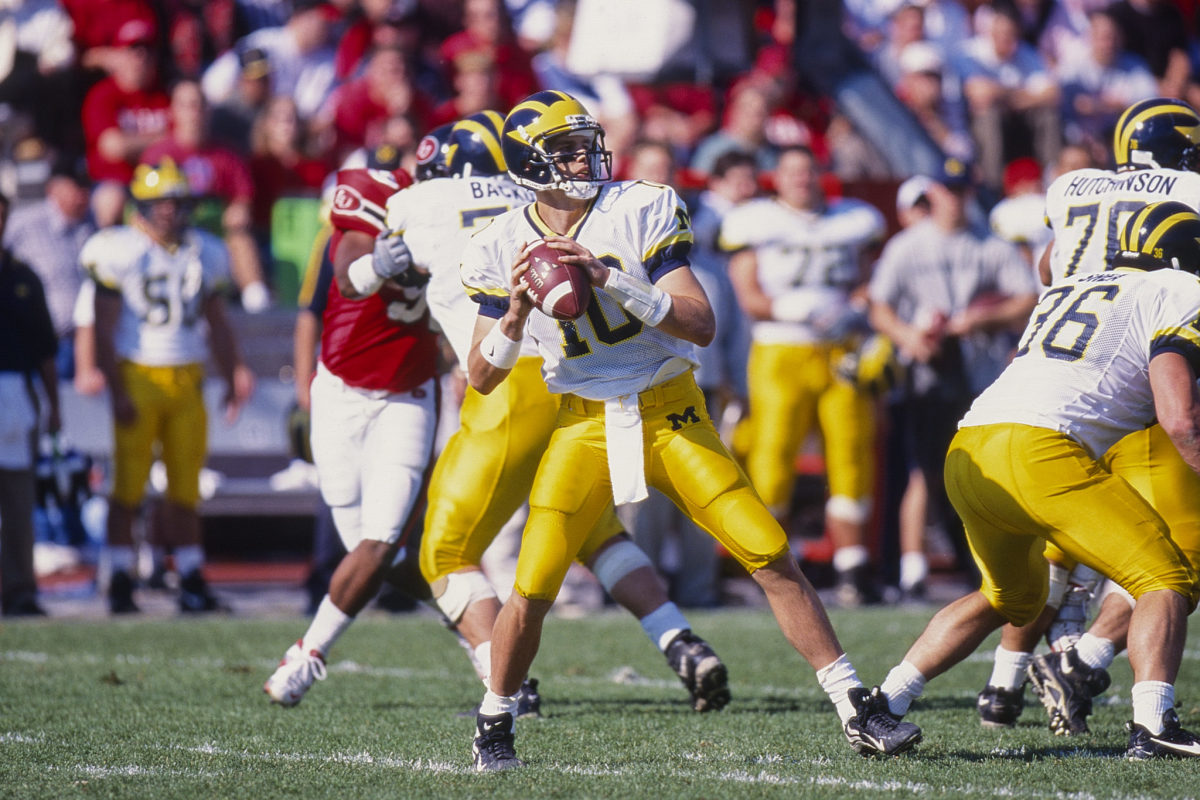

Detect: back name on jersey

[1060,171,1182,198]
[467,179,533,202]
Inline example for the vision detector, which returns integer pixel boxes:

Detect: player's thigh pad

[1105,424,1200,571]
[358,379,438,544]
[158,364,208,508]
[818,358,876,505]
[948,424,1197,620]
[645,376,790,572]
[746,342,824,510]
[421,359,556,582]
[110,362,170,507]
[516,408,613,601]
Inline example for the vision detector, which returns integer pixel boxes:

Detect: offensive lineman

[392,112,731,715]
[87,158,254,614]
[460,90,919,770]
[263,159,441,706]
[722,145,886,606]
[975,98,1200,736]
[867,201,1200,760]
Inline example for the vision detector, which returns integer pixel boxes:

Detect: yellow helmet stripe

[1121,204,1158,251]
[1115,102,1199,157]
[455,118,505,169]
[1141,211,1197,254]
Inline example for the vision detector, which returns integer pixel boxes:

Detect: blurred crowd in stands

[5,0,1200,615]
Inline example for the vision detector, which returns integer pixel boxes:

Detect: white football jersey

[719,196,884,344]
[960,268,1200,458]
[461,180,698,400]
[385,174,535,368]
[1044,167,1200,284]
[81,224,231,366]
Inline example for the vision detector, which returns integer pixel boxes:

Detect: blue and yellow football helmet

[446,110,506,178]
[502,90,612,198]
[1113,98,1200,173]
[1113,200,1200,275]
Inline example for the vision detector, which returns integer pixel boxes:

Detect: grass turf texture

[1,607,1199,799]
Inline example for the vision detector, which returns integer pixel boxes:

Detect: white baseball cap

[896,175,934,214]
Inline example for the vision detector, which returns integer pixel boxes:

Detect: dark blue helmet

[1113,200,1200,275]
[446,110,506,178]
[1113,98,1200,172]
[413,122,454,181]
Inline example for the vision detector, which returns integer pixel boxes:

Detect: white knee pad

[432,570,497,624]
[1097,579,1135,610]
[590,539,653,593]
[826,495,871,525]
[1046,561,1070,609]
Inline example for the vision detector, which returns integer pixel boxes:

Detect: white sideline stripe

[3,736,1165,799]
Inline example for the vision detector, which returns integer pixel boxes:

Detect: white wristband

[347,253,385,296]
[479,323,522,369]
[603,268,672,326]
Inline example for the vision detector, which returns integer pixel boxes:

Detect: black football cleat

[977,684,1024,728]
[1027,649,1110,735]
[665,630,731,712]
[1127,709,1200,759]
[472,712,523,772]
[843,686,922,757]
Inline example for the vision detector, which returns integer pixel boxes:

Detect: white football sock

[1132,681,1175,734]
[899,552,928,590]
[816,653,863,724]
[301,596,354,656]
[986,646,1031,691]
[1073,633,1115,671]
[473,641,492,684]
[639,602,689,652]
[479,689,518,717]
[879,661,926,717]
[174,544,204,577]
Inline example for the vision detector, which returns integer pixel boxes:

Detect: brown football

[522,241,592,320]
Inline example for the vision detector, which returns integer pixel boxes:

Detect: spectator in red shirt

[438,0,535,110]
[249,95,331,245]
[142,80,271,312]
[325,44,433,162]
[80,18,170,227]
[427,47,504,129]
[61,0,156,76]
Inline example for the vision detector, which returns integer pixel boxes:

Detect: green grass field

[2,605,1199,799]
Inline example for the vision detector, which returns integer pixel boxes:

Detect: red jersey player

[265,161,440,706]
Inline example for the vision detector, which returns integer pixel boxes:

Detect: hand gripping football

[522,241,592,320]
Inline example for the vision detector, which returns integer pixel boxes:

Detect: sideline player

[976,97,1200,735]
[263,154,441,706]
[723,146,886,606]
[460,90,918,770]
[868,201,1200,760]
[87,158,254,614]
[394,112,731,714]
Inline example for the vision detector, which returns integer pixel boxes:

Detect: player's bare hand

[224,363,256,424]
[542,235,608,285]
[507,243,538,323]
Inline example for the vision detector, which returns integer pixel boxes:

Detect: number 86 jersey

[960,269,1200,458]
[81,225,232,366]
[460,180,698,400]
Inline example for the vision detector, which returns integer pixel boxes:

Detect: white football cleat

[264,641,327,707]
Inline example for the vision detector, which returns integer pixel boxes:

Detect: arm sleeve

[640,184,693,282]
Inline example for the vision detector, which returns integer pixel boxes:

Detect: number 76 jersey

[960,269,1200,458]
[1044,166,1200,284]
[460,180,697,400]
